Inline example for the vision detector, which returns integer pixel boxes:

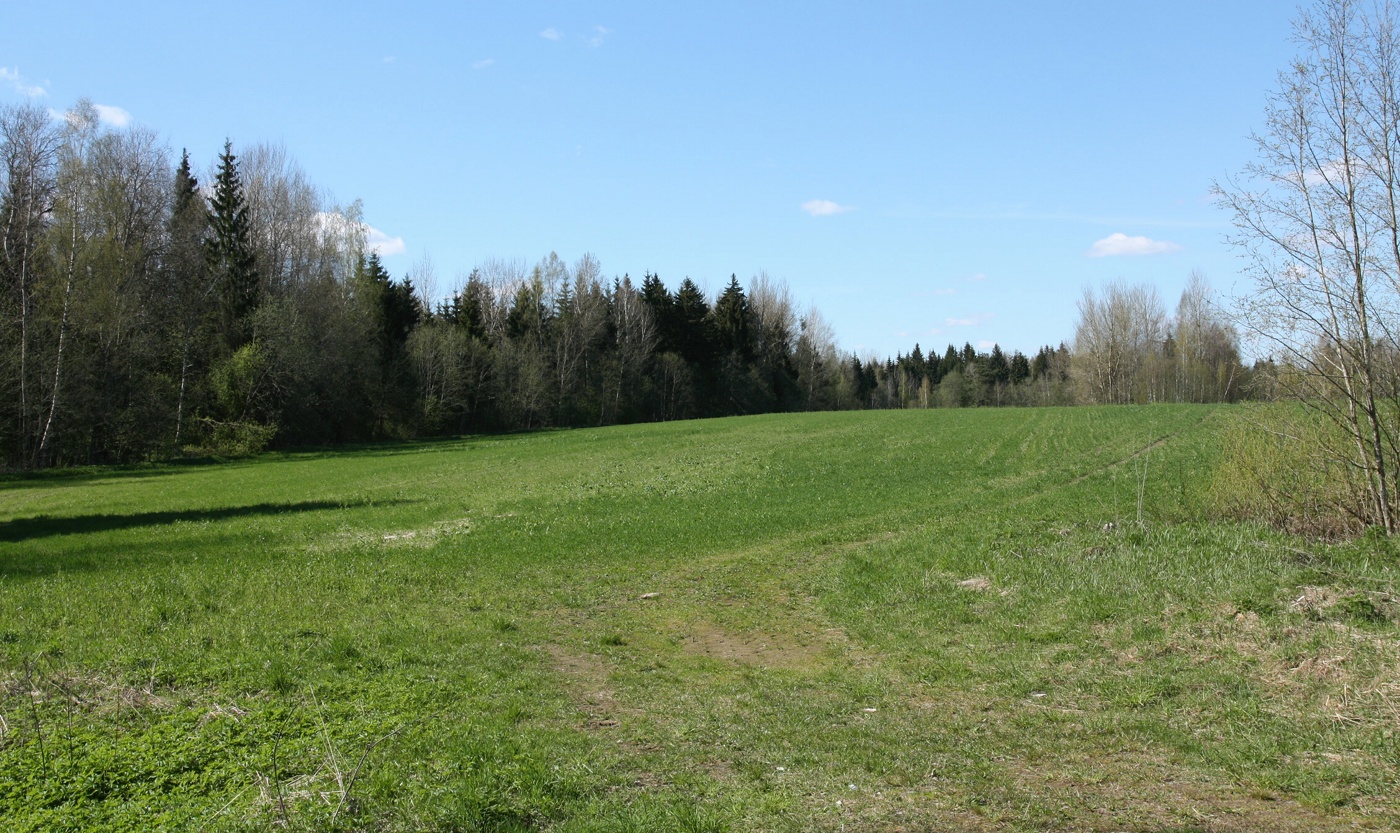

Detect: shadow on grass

[0,432,533,491]
[0,454,276,492]
[0,499,398,544]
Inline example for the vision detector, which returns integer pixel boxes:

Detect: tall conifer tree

[713,274,752,361]
[205,140,259,352]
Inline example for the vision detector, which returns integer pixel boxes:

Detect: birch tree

[1071,280,1166,405]
[0,103,59,463]
[1216,0,1400,529]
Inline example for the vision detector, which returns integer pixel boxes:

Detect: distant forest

[1,101,1251,469]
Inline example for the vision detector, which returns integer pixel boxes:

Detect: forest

[1,100,1248,469]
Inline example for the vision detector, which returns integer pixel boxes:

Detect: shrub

[1208,403,1377,538]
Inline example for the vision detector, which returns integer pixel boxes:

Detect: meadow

[1,405,1398,831]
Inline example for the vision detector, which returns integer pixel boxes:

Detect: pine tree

[205,140,259,352]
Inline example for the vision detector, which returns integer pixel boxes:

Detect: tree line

[2,99,1252,470]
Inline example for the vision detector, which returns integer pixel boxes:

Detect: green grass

[2,405,1398,831]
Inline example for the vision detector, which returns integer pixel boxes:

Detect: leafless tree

[1072,279,1166,405]
[239,142,334,294]
[1172,271,1242,403]
[606,274,656,423]
[795,304,838,408]
[0,103,60,462]
[1215,0,1400,529]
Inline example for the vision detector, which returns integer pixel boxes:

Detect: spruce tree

[205,140,259,352]
[639,272,677,353]
[985,344,1009,385]
[940,344,961,378]
[713,274,752,361]
[1009,351,1031,385]
[673,278,713,367]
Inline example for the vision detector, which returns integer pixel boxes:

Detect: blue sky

[1,2,1298,359]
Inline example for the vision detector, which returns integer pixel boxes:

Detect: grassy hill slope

[2,406,1398,831]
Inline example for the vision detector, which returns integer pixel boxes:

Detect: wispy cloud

[977,340,998,351]
[472,58,496,69]
[968,273,987,282]
[801,199,853,217]
[383,56,396,64]
[93,104,130,127]
[1087,232,1182,258]
[945,313,992,327]
[587,25,611,47]
[540,27,563,41]
[1,67,46,97]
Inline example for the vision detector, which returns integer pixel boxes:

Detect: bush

[1208,403,1376,538]
[183,417,277,458]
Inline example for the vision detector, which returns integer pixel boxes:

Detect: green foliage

[209,342,268,422]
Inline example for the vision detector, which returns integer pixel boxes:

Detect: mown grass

[1,405,1397,831]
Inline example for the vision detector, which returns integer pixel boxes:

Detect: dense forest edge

[0,103,1252,473]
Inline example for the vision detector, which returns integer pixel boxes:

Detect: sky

[1,1,1301,359]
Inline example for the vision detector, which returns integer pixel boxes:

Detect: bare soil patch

[680,621,826,670]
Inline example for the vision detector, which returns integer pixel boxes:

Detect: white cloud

[968,272,987,282]
[383,56,396,64]
[587,25,611,47]
[540,27,563,40]
[977,340,998,351]
[315,212,406,257]
[93,104,130,127]
[945,313,992,327]
[0,67,46,97]
[472,58,496,69]
[934,288,956,296]
[1088,232,1182,258]
[367,226,406,256]
[1303,159,1347,186]
[801,199,853,217]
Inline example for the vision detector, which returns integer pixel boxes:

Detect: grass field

[2,405,1398,831]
